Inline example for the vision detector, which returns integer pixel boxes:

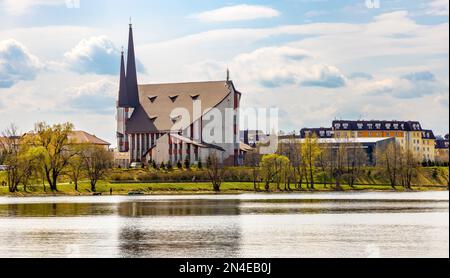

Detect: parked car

[129,162,144,169]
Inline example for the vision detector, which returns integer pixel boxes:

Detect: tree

[184,156,190,169]
[399,149,419,189]
[26,122,75,191]
[67,145,86,191]
[0,124,22,193]
[301,134,322,190]
[260,154,290,191]
[206,152,224,192]
[244,150,261,191]
[343,141,368,188]
[81,145,113,192]
[376,141,402,189]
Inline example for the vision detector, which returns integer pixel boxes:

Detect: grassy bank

[0,166,448,196]
[0,181,447,196]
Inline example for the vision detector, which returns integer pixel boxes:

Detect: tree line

[0,123,113,193]
[244,134,433,191]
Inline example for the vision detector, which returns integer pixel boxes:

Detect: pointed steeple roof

[117,49,129,107]
[126,23,139,107]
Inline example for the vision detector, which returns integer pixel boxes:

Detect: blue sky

[0,0,448,145]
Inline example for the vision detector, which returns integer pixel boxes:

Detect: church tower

[116,23,139,152]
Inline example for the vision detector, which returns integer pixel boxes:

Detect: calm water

[0,191,448,258]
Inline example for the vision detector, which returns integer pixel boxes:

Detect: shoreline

[1,187,448,198]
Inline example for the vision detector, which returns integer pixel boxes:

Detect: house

[116,24,242,166]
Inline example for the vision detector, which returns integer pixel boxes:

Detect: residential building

[300,128,333,138]
[278,136,396,165]
[332,120,436,162]
[435,134,449,165]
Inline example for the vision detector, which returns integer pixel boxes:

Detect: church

[116,24,246,167]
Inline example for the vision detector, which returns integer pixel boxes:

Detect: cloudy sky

[0,0,448,146]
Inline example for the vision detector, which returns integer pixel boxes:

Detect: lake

[0,191,448,258]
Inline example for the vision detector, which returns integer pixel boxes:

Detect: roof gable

[126,80,233,133]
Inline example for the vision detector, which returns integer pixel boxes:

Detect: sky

[0,0,449,146]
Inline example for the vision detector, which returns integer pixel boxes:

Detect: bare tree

[376,141,402,189]
[81,145,113,192]
[0,124,23,193]
[244,150,261,191]
[399,149,419,189]
[206,152,224,192]
[344,141,368,188]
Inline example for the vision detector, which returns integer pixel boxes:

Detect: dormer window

[190,94,200,100]
[367,124,373,129]
[335,123,341,129]
[375,123,381,129]
[357,123,363,129]
[386,123,391,129]
[170,115,181,123]
[149,115,158,122]
[401,124,405,130]
[169,95,179,102]
[393,124,399,129]
[343,123,349,129]
[148,96,157,103]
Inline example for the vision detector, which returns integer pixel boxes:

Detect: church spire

[126,22,139,107]
[117,48,129,107]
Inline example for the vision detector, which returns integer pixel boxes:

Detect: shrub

[177,161,183,169]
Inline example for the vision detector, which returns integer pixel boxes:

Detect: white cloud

[64,36,121,75]
[426,0,449,16]
[64,79,117,114]
[0,0,65,15]
[189,4,281,22]
[0,39,43,88]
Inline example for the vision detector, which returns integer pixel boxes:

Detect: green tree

[260,154,290,191]
[301,134,322,190]
[26,122,75,191]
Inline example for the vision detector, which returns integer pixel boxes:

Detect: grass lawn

[0,179,447,196]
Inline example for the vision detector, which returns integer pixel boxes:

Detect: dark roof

[436,139,449,149]
[126,81,233,133]
[332,120,423,131]
[117,51,129,107]
[126,24,139,107]
[300,128,333,138]
[421,129,436,140]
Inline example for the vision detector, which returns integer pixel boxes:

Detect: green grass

[0,180,447,196]
[0,166,448,196]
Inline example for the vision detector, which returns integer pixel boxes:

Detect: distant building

[278,136,395,165]
[68,131,111,149]
[240,130,270,146]
[435,134,449,165]
[332,120,436,162]
[300,128,333,138]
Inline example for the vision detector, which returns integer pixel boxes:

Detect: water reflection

[117,200,242,217]
[0,199,446,217]
[0,192,448,258]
